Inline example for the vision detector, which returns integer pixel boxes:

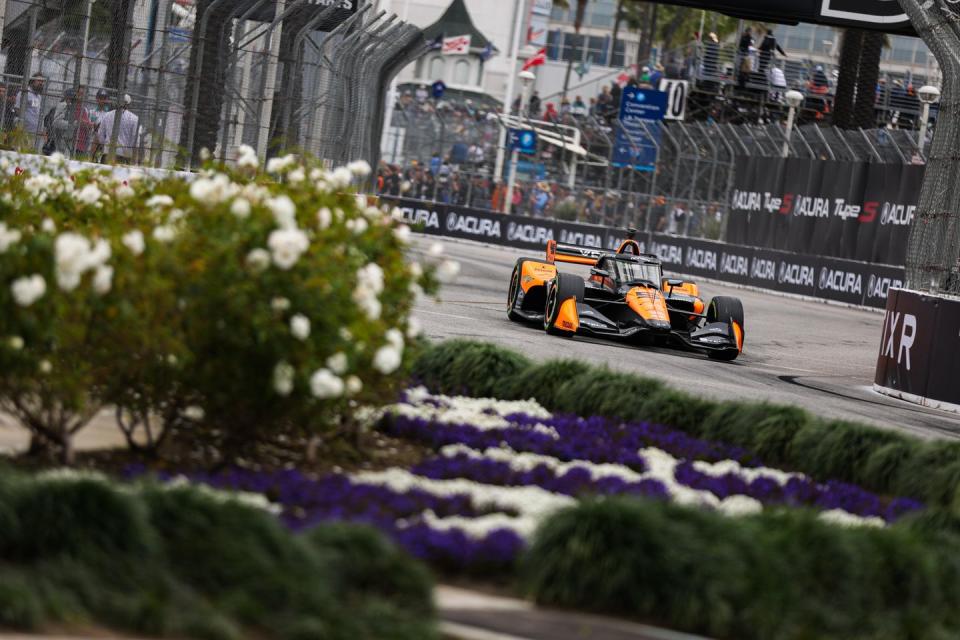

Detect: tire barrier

[875,289,960,412]
[385,197,904,309]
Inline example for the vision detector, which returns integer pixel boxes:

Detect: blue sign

[612,88,667,172]
[508,128,537,155]
[516,160,546,180]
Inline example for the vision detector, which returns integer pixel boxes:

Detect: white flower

[41,218,56,233]
[271,297,291,312]
[357,263,385,294]
[246,248,271,273]
[346,217,369,235]
[7,336,24,351]
[317,207,332,230]
[394,224,412,244]
[346,375,363,395]
[326,352,349,375]
[230,198,251,218]
[310,368,344,399]
[429,242,445,257]
[92,265,114,295]
[39,360,52,374]
[290,314,311,341]
[236,144,259,170]
[373,345,402,375]
[266,154,297,174]
[409,261,423,278]
[267,228,309,270]
[400,180,412,193]
[339,328,353,341]
[75,183,102,205]
[273,362,295,396]
[353,287,382,321]
[184,406,206,421]
[166,354,178,366]
[0,223,22,252]
[407,317,422,339]
[146,194,174,209]
[55,233,92,291]
[115,184,135,199]
[288,168,306,184]
[11,274,46,307]
[189,174,238,207]
[391,207,406,222]
[122,230,145,256]
[385,328,405,351]
[167,208,185,223]
[436,260,461,284]
[200,147,212,161]
[266,195,297,229]
[49,152,66,165]
[348,160,372,177]
[153,226,176,243]
[329,167,353,188]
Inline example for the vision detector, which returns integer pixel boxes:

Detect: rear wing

[545,237,648,266]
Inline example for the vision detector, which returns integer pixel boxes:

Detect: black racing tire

[507,257,540,322]
[544,273,584,337]
[707,296,745,361]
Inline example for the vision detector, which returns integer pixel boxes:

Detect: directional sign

[508,129,537,155]
[251,0,358,31]
[612,88,667,172]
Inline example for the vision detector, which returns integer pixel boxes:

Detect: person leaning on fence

[16,73,46,152]
[94,94,142,165]
[0,84,19,135]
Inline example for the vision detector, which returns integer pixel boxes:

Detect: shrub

[522,497,960,640]
[0,153,446,461]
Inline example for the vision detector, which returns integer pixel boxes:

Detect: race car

[506,232,745,360]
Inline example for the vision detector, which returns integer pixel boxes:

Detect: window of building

[586,35,609,66]
[454,59,471,85]
[611,39,626,68]
[589,0,616,28]
[562,33,584,62]
[547,30,563,60]
[429,56,445,82]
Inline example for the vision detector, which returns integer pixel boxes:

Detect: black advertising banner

[875,290,941,403]
[386,197,905,309]
[727,159,924,267]
[925,298,960,406]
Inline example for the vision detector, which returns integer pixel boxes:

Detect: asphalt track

[412,235,960,442]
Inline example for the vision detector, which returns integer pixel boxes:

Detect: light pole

[782,90,804,158]
[493,0,530,185]
[505,69,535,216]
[917,85,941,157]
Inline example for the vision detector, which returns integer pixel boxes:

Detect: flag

[480,42,495,61]
[522,47,547,71]
[442,34,472,55]
[426,34,444,51]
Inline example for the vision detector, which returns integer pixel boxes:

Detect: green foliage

[412,341,960,508]
[523,497,960,640]
[0,468,437,640]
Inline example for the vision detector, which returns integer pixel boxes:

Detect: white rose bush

[0,152,439,462]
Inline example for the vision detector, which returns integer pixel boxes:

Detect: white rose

[345,375,363,395]
[231,198,251,218]
[352,287,382,321]
[236,144,259,170]
[326,352,348,375]
[7,336,24,350]
[409,261,423,278]
[153,226,176,243]
[288,168,306,184]
[373,345,402,375]
[0,223,23,252]
[394,224,411,244]
[92,265,114,295]
[356,263,385,294]
[271,297,291,312]
[246,248,271,273]
[348,160,372,177]
[41,218,56,233]
[146,194,174,209]
[391,207,405,222]
[407,317,422,339]
[267,228,310,270]
[266,195,297,229]
[330,167,353,188]
[122,230,146,256]
[429,242,444,257]
[385,328,405,351]
[436,260,461,284]
[290,314,311,341]
[184,406,206,421]
[347,217,369,235]
[317,207,332,230]
[310,369,344,399]
[75,183,102,205]
[339,328,353,341]
[39,360,52,374]
[11,274,46,307]
[115,184,135,200]
[273,362,295,396]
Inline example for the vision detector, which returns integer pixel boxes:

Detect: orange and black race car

[506,232,745,361]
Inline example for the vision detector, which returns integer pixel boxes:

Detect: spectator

[528,91,542,118]
[649,64,665,88]
[758,28,786,74]
[0,84,19,134]
[702,33,721,79]
[94,94,142,164]
[543,103,558,123]
[572,95,587,116]
[17,73,46,151]
[737,28,754,88]
[51,87,94,159]
[809,65,830,94]
[90,88,110,131]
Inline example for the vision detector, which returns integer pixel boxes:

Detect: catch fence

[0,0,422,170]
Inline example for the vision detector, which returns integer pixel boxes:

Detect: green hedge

[0,470,436,640]
[521,498,960,640]
[411,340,960,509]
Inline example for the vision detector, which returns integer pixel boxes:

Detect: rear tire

[544,273,584,337]
[707,296,745,361]
[507,257,539,322]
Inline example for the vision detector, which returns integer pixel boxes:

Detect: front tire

[707,296,745,360]
[507,257,539,322]
[544,273,584,337]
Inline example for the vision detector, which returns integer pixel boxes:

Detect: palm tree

[832,29,864,129]
[854,31,884,129]
[554,0,590,102]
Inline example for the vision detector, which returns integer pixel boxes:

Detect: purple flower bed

[413,453,670,501]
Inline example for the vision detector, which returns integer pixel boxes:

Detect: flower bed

[163,388,924,575]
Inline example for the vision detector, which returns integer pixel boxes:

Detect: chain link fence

[0,0,422,170]
[378,94,925,243]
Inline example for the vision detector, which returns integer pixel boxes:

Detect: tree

[854,31,884,129]
[555,0,590,102]
[832,29,863,129]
